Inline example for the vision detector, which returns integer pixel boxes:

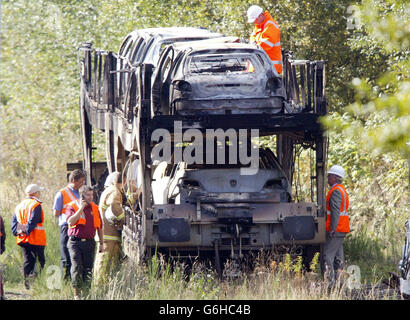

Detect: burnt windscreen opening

[188,54,257,74]
[170,145,282,171]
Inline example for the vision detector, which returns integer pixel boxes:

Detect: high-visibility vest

[326,184,350,233]
[60,186,79,212]
[250,11,282,74]
[15,198,46,246]
[67,201,102,230]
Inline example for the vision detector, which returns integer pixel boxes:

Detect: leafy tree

[324,0,409,157]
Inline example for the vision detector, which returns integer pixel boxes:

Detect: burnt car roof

[151,35,284,116]
[119,27,223,51]
[132,27,222,38]
[170,42,273,68]
[173,41,258,52]
[118,27,224,65]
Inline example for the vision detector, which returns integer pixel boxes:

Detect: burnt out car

[117,27,223,66]
[148,145,324,259]
[152,147,291,206]
[151,41,286,116]
[116,28,223,108]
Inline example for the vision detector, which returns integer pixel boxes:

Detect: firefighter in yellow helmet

[93,172,127,284]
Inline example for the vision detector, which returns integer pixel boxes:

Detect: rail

[282,51,327,115]
[78,42,138,122]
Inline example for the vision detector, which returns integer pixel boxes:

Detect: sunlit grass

[0,206,403,300]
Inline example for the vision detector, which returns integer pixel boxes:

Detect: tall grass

[85,252,398,300]
[0,182,405,300]
[1,228,401,300]
[0,198,404,300]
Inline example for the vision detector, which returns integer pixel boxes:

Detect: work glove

[105,206,124,231]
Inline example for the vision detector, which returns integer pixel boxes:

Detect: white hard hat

[104,171,120,187]
[328,165,345,179]
[247,5,263,23]
[25,184,45,194]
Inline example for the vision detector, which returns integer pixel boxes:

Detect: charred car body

[150,146,324,256]
[77,27,328,271]
[151,41,285,116]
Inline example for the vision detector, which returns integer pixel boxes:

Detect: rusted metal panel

[152,202,317,224]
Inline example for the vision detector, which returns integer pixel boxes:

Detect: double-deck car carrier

[76,28,328,275]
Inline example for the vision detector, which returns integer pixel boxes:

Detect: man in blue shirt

[53,169,86,280]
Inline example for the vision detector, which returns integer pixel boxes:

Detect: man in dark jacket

[0,214,5,299]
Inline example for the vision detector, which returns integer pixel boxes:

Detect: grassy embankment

[0,194,403,300]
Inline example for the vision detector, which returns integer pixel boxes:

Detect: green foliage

[323,0,409,157]
[321,0,409,282]
[309,252,320,274]
[344,224,402,282]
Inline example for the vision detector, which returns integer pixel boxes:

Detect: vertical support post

[142,64,153,120]
[79,43,93,186]
[291,64,300,105]
[285,56,292,99]
[119,57,124,110]
[315,135,326,217]
[102,53,117,174]
[299,64,306,109]
[103,52,115,111]
[276,134,294,184]
[84,47,92,92]
[135,64,154,260]
[97,53,102,104]
[312,62,317,113]
[127,72,137,122]
[80,93,92,186]
[93,51,98,101]
[282,51,288,98]
[306,62,312,111]
[141,64,153,211]
[111,53,118,111]
[315,61,326,115]
[105,112,115,174]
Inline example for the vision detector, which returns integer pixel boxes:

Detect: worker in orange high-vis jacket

[53,169,86,280]
[247,5,282,74]
[323,165,350,287]
[66,186,102,299]
[11,184,47,289]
